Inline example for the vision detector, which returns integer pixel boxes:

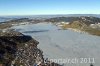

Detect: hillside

[50,16,100,36]
[0,30,62,66]
[45,16,100,25]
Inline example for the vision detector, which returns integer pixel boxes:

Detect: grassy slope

[61,21,100,36]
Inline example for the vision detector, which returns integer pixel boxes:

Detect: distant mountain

[45,16,100,25]
[61,14,100,18]
[0,14,100,20]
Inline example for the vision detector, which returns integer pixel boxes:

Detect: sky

[0,0,100,16]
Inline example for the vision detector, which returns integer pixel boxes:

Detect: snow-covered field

[11,22,100,66]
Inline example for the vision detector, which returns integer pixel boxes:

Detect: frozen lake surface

[11,22,100,66]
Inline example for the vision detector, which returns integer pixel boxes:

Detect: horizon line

[0,14,100,16]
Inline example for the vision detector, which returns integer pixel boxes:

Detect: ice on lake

[11,22,100,66]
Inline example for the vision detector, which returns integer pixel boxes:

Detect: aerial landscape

[0,0,100,66]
